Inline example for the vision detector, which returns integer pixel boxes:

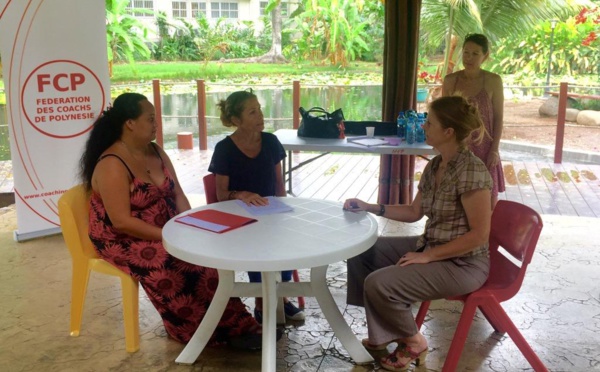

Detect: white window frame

[210,2,238,19]
[127,0,154,17]
[172,1,187,18]
[191,1,207,18]
[260,1,291,17]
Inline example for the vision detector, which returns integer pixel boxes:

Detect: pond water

[158,85,384,150]
[0,85,384,160]
[0,85,580,163]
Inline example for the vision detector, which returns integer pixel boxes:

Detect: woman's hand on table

[343,198,369,212]
[239,191,269,206]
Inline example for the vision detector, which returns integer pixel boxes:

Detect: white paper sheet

[235,197,294,216]
[347,137,389,147]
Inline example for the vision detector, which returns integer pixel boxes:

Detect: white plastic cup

[366,127,375,137]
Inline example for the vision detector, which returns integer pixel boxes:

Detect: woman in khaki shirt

[344,96,493,371]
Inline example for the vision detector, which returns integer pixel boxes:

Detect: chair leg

[276,298,286,325]
[292,269,305,309]
[486,303,549,372]
[120,276,140,353]
[479,302,507,334]
[415,301,431,329]
[442,301,478,372]
[69,261,92,337]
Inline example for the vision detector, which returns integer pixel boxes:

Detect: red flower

[417,69,435,84]
[582,31,597,46]
[575,8,588,24]
[145,270,185,298]
[576,7,599,46]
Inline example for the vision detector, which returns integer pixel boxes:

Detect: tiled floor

[1,204,599,371]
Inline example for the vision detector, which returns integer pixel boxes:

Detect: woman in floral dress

[80,92,261,348]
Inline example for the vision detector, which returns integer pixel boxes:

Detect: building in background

[128,0,299,39]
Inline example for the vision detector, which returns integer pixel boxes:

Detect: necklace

[120,140,150,174]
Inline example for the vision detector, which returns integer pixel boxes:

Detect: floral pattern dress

[88,154,258,344]
[453,72,506,199]
[467,88,506,199]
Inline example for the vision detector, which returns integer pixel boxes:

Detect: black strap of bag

[298,106,345,139]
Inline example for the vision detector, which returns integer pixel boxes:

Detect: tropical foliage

[489,12,600,79]
[105,0,154,73]
[418,0,587,78]
[420,0,581,47]
[152,14,273,63]
[103,0,598,86]
[285,0,372,66]
[574,5,600,45]
[153,13,200,61]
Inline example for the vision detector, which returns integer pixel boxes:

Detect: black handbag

[298,107,345,139]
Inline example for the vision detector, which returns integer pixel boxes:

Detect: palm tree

[293,0,369,66]
[257,0,287,63]
[105,0,155,76]
[420,0,587,78]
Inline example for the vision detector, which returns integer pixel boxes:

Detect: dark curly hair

[79,92,148,190]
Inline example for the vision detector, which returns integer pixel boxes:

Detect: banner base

[13,227,62,242]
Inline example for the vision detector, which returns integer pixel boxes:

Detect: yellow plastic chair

[58,184,140,352]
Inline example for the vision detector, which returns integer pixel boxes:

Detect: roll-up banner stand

[0,1,110,241]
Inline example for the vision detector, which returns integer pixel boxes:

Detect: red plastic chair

[202,173,305,309]
[414,200,547,372]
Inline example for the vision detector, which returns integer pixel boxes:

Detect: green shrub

[490,18,600,80]
[572,99,600,111]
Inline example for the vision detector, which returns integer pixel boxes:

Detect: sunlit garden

[1,0,599,160]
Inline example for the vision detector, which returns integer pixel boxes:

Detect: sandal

[380,343,428,371]
[361,338,395,351]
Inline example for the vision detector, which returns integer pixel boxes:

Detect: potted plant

[416,64,435,102]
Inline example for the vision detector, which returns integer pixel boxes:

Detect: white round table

[163,197,378,372]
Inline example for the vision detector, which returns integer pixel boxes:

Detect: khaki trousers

[347,236,489,344]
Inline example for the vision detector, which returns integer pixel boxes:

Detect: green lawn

[111,61,384,85]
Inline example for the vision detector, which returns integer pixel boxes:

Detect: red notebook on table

[175,209,257,233]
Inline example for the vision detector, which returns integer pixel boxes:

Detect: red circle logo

[21,60,105,138]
